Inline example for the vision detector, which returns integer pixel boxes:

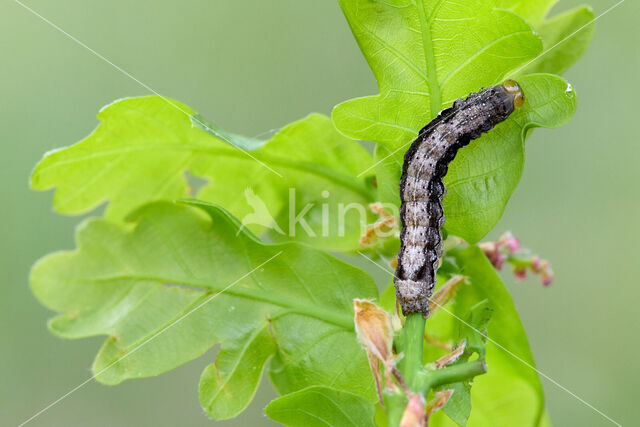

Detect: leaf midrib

[90,274,354,330]
[36,143,375,200]
[415,0,442,116]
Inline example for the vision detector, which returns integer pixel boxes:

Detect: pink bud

[400,394,426,427]
[531,256,542,273]
[513,267,527,280]
[481,232,554,288]
[506,238,520,253]
[501,232,521,253]
[537,260,553,286]
[479,242,497,259]
[480,242,505,270]
[540,262,553,286]
[498,231,521,253]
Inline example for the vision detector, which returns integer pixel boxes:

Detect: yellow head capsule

[503,79,525,109]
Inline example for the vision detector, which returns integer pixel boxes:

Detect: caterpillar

[394,80,525,316]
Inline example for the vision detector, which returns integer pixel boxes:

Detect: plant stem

[401,312,426,390]
[390,312,486,426]
[384,392,409,426]
[416,360,487,394]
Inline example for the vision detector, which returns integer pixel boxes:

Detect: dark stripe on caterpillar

[394,80,525,316]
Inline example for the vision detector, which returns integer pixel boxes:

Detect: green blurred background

[1,0,637,425]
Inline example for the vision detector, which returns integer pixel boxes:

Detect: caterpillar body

[395,80,525,316]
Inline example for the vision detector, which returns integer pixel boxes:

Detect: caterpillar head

[502,79,525,109]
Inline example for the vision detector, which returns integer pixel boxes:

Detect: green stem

[416,360,487,394]
[384,392,409,427]
[401,313,426,390]
[388,310,486,427]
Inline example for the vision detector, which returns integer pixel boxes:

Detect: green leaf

[30,201,378,419]
[265,385,376,427]
[267,312,377,400]
[31,97,375,251]
[440,382,472,427]
[497,0,557,26]
[498,1,595,76]
[371,74,576,242]
[333,0,542,147]
[522,6,595,75]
